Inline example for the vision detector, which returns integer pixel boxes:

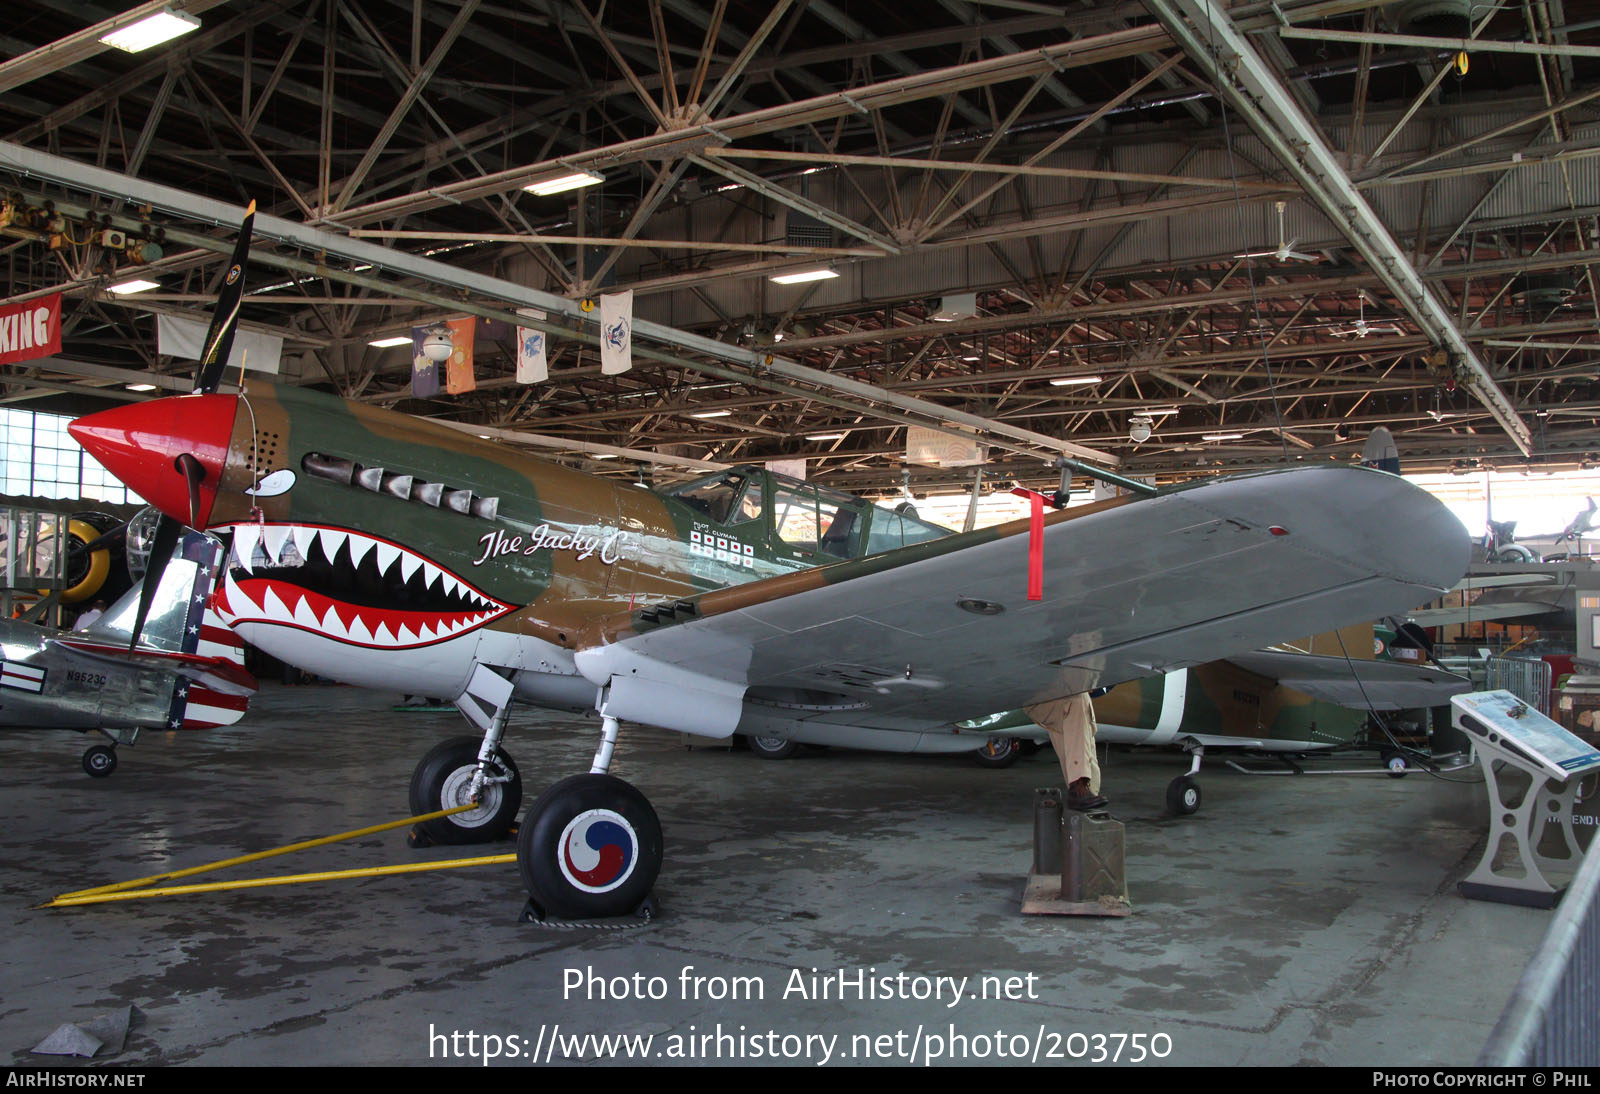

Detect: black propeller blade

[127,513,181,651]
[193,199,255,396]
[126,198,253,648]
[176,452,206,528]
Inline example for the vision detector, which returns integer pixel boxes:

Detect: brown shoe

[1066,779,1108,811]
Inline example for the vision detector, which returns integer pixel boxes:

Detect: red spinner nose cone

[69,394,239,528]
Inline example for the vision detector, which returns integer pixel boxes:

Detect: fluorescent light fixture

[523,170,603,197]
[806,432,846,441]
[591,453,618,460]
[690,409,731,419]
[368,335,412,348]
[769,268,839,285]
[125,383,157,392]
[99,9,200,53]
[1201,432,1246,441]
[107,279,159,294]
[962,355,981,362]
[1050,375,1103,386]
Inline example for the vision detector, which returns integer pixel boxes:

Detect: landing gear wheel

[1166,774,1201,815]
[972,736,1020,768]
[1382,751,1409,779]
[82,744,117,778]
[517,774,663,920]
[408,736,522,845]
[747,735,799,760]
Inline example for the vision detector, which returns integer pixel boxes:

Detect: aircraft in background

[0,528,255,775]
[948,622,1470,813]
[66,207,1471,918]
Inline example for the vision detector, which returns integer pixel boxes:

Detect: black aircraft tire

[746,735,799,760]
[82,745,117,778]
[518,774,662,920]
[1166,775,1201,815]
[972,736,1021,768]
[408,736,522,845]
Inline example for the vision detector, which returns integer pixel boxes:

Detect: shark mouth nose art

[216,523,514,648]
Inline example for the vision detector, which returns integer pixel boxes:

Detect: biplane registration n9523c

[69,379,1471,918]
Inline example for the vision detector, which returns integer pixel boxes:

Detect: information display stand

[1452,690,1600,908]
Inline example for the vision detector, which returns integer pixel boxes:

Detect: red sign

[0,293,61,365]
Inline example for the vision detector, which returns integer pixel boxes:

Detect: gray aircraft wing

[573,466,1471,735]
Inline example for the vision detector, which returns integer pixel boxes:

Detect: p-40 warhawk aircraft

[70,385,1470,916]
[0,529,254,775]
[62,204,1469,918]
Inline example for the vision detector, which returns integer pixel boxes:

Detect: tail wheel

[746,735,799,760]
[408,736,522,844]
[972,736,1021,768]
[1166,775,1201,815]
[518,774,662,920]
[82,744,118,778]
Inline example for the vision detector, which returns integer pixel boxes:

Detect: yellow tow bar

[41,804,515,908]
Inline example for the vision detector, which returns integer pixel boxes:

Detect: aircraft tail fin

[75,530,256,729]
[82,530,226,653]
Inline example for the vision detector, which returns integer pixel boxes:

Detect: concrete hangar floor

[0,683,1558,1067]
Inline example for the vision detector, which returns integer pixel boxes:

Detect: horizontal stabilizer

[1226,649,1470,710]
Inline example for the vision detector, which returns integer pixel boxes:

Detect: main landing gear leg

[408,666,523,846]
[1166,744,1203,816]
[517,706,662,921]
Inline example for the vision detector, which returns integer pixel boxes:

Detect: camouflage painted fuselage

[80,383,966,727]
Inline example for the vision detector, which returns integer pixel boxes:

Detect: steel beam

[0,142,1115,464]
[1144,0,1532,455]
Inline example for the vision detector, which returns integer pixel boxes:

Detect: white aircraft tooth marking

[293,596,321,631]
[261,525,291,565]
[374,541,400,576]
[260,587,293,623]
[398,551,422,583]
[347,534,375,569]
[291,525,317,561]
[422,563,442,592]
[442,574,462,600]
[395,623,417,646]
[321,604,348,640]
[372,622,395,646]
[415,622,436,643]
[347,614,373,644]
[232,525,260,573]
[318,529,347,565]
[221,572,251,616]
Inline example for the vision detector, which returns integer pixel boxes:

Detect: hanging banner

[411,323,445,397]
[157,313,282,375]
[905,425,984,467]
[445,317,476,394]
[515,308,548,384]
[599,290,633,376]
[0,293,62,366]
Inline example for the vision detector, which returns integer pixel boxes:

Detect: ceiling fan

[1235,200,1321,264]
[1330,291,1404,338]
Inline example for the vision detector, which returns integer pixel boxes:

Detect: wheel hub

[439,765,501,827]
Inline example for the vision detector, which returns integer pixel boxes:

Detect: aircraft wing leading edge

[576,466,1470,733]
